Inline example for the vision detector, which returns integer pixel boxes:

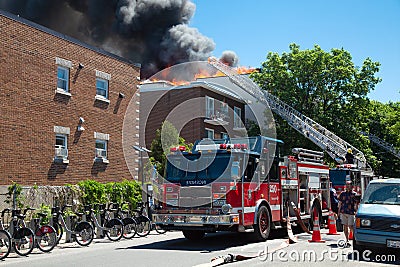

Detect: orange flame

[143,64,257,86]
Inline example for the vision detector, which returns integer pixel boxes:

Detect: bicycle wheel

[52,221,63,244]
[105,218,124,242]
[13,227,35,256]
[36,225,57,253]
[136,216,151,237]
[122,217,137,239]
[74,222,94,246]
[0,230,11,260]
[155,224,167,234]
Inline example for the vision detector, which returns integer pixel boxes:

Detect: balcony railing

[204,109,230,126]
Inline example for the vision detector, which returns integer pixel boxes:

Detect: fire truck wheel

[182,230,205,241]
[253,205,271,241]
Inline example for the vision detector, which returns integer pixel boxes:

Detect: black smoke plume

[0,0,238,78]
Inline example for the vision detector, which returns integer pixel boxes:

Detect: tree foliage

[149,121,192,176]
[250,43,399,175]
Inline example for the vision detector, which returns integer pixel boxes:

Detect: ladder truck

[361,131,400,159]
[207,57,375,195]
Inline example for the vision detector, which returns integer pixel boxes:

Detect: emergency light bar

[194,143,249,151]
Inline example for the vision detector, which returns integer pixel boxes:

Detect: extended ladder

[208,58,367,168]
[361,132,400,159]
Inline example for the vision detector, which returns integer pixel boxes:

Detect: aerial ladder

[208,57,368,169]
[361,132,400,159]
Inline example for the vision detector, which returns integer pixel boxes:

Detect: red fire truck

[152,136,331,240]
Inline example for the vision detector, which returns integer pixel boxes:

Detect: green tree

[363,101,400,177]
[251,43,381,166]
[149,121,191,176]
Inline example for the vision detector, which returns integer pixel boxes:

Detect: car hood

[357,204,400,218]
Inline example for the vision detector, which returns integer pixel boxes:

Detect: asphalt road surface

[2,228,399,267]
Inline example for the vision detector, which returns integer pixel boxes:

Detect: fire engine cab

[152,136,332,241]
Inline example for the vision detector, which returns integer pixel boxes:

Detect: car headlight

[361,219,371,227]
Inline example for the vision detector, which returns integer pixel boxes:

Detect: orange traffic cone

[308,209,326,243]
[349,230,353,240]
[327,210,340,235]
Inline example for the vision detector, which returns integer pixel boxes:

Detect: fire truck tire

[253,205,271,241]
[182,230,205,241]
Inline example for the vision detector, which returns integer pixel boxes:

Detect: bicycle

[111,203,137,239]
[28,208,57,253]
[0,219,11,260]
[86,204,124,242]
[149,204,167,235]
[52,205,94,246]
[131,202,151,237]
[0,208,35,256]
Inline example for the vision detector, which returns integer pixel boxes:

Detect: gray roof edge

[0,9,141,69]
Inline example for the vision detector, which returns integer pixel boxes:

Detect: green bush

[76,179,142,210]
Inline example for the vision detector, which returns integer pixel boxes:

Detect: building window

[96,78,108,99]
[221,132,229,139]
[95,139,108,163]
[220,102,228,119]
[55,134,68,162]
[205,128,214,139]
[205,96,214,118]
[234,107,242,128]
[57,66,69,92]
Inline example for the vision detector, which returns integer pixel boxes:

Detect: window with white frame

[55,134,68,159]
[234,106,242,128]
[205,128,214,139]
[205,96,214,118]
[95,139,108,159]
[96,78,108,99]
[57,66,69,92]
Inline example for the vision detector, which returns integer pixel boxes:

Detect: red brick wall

[0,14,140,186]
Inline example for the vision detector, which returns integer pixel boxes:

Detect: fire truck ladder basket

[208,58,367,169]
[360,131,400,159]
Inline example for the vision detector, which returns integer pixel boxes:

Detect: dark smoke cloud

[220,50,239,67]
[0,0,230,78]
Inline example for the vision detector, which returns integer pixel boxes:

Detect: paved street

[1,228,399,267]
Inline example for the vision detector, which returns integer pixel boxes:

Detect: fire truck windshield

[166,153,234,185]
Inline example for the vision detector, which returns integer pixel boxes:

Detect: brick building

[140,76,247,149]
[0,10,141,186]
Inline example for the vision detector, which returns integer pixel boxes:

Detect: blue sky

[190,0,400,103]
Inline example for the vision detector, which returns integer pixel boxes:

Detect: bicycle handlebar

[23,207,35,215]
[61,205,72,213]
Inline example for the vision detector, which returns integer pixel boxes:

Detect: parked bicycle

[0,208,35,256]
[52,205,94,246]
[111,203,137,239]
[131,202,151,237]
[0,220,11,260]
[149,204,167,235]
[86,204,124,241]
[27,208,57,253]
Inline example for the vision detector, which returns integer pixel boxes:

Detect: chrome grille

[370,218,400,233]
[179,186,212,208]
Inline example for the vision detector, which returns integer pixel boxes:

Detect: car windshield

[362,183,400,205]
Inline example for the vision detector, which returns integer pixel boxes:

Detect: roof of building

[140,76,247,104]
[0,9,141,68]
